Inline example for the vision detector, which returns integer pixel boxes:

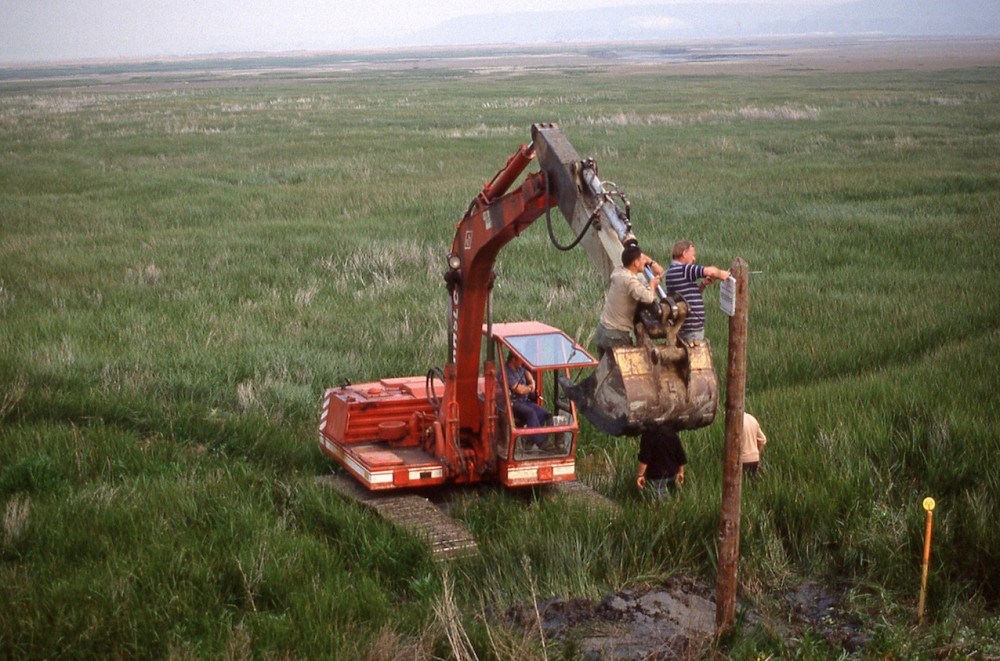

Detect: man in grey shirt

[594,243,661,357]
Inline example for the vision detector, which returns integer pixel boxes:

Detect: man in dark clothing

[636,426,687,497]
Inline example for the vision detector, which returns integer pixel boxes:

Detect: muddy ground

[502,574,869,659]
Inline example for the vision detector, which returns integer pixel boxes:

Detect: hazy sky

[2,0,848,64]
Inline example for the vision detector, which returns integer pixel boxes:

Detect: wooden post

[716,257,748,635]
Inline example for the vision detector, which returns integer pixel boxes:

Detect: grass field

[2,40,1000,658]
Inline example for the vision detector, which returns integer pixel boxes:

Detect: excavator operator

[498,351,549,450]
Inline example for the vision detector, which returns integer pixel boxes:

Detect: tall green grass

[2,50,999,657]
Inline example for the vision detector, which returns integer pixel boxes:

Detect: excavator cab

[488,321,597,486]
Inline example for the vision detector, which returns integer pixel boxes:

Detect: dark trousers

[512,399,548,447]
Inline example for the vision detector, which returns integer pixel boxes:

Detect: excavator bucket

[561,340,718,436]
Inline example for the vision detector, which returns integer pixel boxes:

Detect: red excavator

[318,123,717,493]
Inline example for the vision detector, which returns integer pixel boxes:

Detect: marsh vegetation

[2,45,999,658]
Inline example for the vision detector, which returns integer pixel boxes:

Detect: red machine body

[319,321,596,490]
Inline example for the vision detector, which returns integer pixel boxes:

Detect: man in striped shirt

[664,240,731,344]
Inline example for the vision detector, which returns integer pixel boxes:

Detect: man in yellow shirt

[740,412,768,476]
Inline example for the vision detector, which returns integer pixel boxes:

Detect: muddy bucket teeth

[561,344,718,436]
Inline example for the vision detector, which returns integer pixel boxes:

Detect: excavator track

[317,473,618,559]
[549,479,619,513]
[317,473,478,561]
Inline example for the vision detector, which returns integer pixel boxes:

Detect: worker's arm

[642,254,664,291]
[645,254,665,277]
[699,266,731,292]
[627,273,659,304]
[512,381,532,396]
[636,461,649,490]
[511,370,536,397]
[703,265,731,282]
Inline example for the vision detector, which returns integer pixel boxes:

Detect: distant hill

[391,0,1000,48]
[768,0,1000,37]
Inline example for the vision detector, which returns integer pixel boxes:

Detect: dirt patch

[776,582,871,655]
[503,576,871,659]
[505,575,717,659]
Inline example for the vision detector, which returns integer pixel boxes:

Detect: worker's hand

[676,467,685,486]
[704,266,730,283]
[636,475,646,490]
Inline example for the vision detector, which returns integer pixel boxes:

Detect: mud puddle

[778,581,870,654]
[503,575,870,659]
[504,575,717,659]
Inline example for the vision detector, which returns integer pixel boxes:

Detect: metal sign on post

[719,276,736,317]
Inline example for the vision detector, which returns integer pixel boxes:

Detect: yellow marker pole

[917,497,935,624]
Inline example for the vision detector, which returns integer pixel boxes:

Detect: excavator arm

[443,124,639,429]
